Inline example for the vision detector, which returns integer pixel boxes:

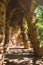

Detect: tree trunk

[4,21,9,52]
[3,0,10,53]
[20,18,29,49]
[27,20,42,56]
[26,0,43,56]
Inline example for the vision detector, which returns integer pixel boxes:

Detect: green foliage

[23,18,28,33]
[35,5,43,46]
[35,5,43,21]
[36,22,43,29]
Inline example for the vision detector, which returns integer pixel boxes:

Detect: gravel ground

[3,56,43,65]
[0,48,42,65]
[0,48,43,65]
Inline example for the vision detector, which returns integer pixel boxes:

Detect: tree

[35,5,43,46]
[26,0,43,56]
[0,2,10,64]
